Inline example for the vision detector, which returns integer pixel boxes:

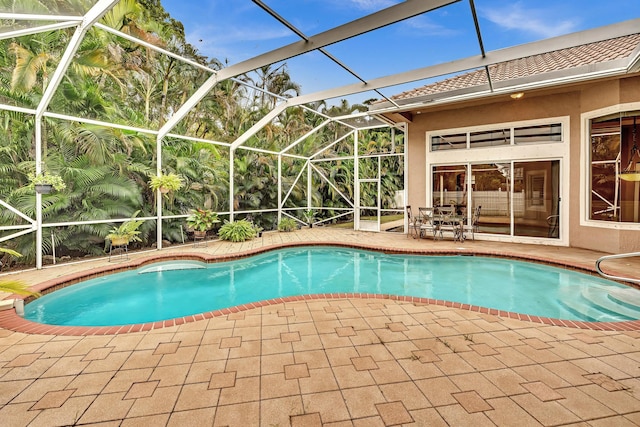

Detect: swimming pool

[24,246,640,326]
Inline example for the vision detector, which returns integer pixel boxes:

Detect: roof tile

[391,33,640,101]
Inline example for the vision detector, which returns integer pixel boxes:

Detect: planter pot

[193,230,207,239]
[110,236,129,246]
[159,186,170,194]
[35,184,53,194]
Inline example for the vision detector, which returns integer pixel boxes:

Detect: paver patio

[1,228,639,426]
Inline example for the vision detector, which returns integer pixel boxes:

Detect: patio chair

[547,214,559,238]
[418,207,439,240]
[461,205,481,240]
[406,205,421,239]
[436,205,464,242]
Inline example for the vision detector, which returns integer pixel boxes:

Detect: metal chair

[436,205,464,241]
[406,205,421,239]
[418,207,439,240]
[461,205,482,240]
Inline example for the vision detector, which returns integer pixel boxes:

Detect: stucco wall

[404,74,640,253]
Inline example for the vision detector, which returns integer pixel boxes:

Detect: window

[431,133,466,151]
[589,111,640,222]
[431,123,563,151]
[514,123,562,144]
[470,129,510,148]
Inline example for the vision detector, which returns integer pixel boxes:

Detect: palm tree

[0,248,40,297]
[243,64,301,110]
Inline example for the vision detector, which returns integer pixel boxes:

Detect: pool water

[25,247,640,326]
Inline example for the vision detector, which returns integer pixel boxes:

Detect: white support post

[307,160,312,211]
[34,118,44,269]
[403,125,409,234]
[354,130,360,230]
[278,155,282,223]
[229,149,235,222]
[377,155,382,229]
[156,135,163,249]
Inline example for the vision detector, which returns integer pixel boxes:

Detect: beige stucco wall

[404,74,640,254]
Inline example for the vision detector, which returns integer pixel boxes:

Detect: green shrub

[278,217,297,232]
[218,219,257,242]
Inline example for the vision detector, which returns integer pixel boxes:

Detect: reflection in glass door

[433,161,560,238]
[514,160,560,238]
[470,163,510,235]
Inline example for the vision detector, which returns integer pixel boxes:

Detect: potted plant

[28,172,66,194]
[149,173,183,194]
[186,209,219,238]
[254,223,264,238]
[105,211,144,246]
[302,209,316,228]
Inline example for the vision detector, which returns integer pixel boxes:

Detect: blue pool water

[25,247,640,326]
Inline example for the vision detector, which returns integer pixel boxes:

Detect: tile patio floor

[1,228,639,426]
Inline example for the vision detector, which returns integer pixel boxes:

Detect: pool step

[608,288,640,311]
[137,260,207,274]
[557,286,640,322]
[580,286,640,320]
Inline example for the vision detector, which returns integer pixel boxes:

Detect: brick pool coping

[2,241,639,335]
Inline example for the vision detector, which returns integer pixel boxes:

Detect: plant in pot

[186,209,219,238]
[253,223,264,237]
[302,209,316,228]
[28,172,66,194]
[105,211,144,247]
[149,173,183,195]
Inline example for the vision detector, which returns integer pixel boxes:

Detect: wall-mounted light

[510,92,524,100]
[620,116,640,181]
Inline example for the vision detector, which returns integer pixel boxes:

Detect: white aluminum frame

[0,2,638,268]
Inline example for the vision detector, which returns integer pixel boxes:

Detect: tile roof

[390,33,640,102]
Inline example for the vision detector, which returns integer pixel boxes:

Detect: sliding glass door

[432,160,560,238]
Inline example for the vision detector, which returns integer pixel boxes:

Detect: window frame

[581,103,640,230]
[426,116,569,245]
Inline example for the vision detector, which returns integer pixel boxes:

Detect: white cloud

[185,24,293,64]
[401,15,458,37]
[481,2,578,38]
[343,0,398,11]
[324,0,399,12]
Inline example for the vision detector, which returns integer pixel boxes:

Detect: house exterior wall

[405,73,640,253]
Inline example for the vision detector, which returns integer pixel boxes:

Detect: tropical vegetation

[0,0,405,266]
[0,248,40,297]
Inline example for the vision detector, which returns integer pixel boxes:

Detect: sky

[159,0,640,106]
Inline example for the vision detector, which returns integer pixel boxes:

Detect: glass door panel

[513,160,560,238]
[432,165,467,211]
[470,163,510,235]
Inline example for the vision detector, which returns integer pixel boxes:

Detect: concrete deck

[1,228,639,426]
